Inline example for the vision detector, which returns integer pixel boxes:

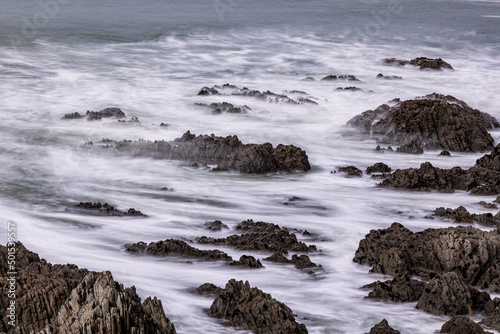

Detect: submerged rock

[74,202,146,216]
[0,242,176,334]
[354,223,500,292]
[336,86,362,91]
[383,57,453,70]
[125,239,233,262]
[197,84,317,105]
[337,166,363,177]
[376,73,403,80]
[63,107,127,121]
[198,220,317,253]
[346,93,499,153]
[98,131,311,174]
[204,220,229,231]
[208,279,308,334]
[195,102,251,114]
[321,75,359,81]
[432,206,500,227]
[369,319,401,334]
[366,162,391,174]
[196,283,223,296]
[263,252,320,274]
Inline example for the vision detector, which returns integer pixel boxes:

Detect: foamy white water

[1,0,500,333]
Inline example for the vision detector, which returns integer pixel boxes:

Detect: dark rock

[371,247,412,277]
[336,86,362,91]
[379,158,500,195]
[433,206,500,227]
[198,220,317,253]
[85,107,126,121]
[338,166,363,177]
[208,279,308,334]
[0,242,176,334]
[196,283,223,296]
[62,112,84,119]
[229,255,263,268]
[440,150,451,156]
[481,297,500,331]
[354,223,500,292]
[495,196,500,203]
[302,77,315,81]
[321,75,359,81]
[416,272,490,315]
[441,316,487,334]
[197,84,317,105]
[396,138,424,154]
[106,131,311,174]
[196,102,251,114]
[383,57,453,70]
[125,239,233,262]
[479,201,498,209]
[369,319,401,334]
[366,163,392,174]
[347,93,499,153]
[376,73,403,80]
[364,276,425,302]
[204,220,229,231]
[263,252,319,271]
[160,122,169,127]
[74,202,146,216]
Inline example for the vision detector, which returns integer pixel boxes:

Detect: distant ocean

[1,0,499,332]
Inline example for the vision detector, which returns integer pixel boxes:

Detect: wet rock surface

[229,255,264,268]
[441,316,488,334]
[0,242,176,334]
[363,276,425,302]
[74,202,146,216]
[432,206,500,227]
[196,283,223,296]
[198,220,317,253]
[207,279,308,334]
[379,145,500,194]
[204,220,229,231]
[125,239,233,262]
[366,162,392,174]
[354,223,500,292]
[337,166,363,177]
[197,83,317,105]
[376,73,403,80]
[369,319,401,334]
[383,57,453,70]
[263,252,321,274]
[96,131,311,174]
[195,102,251,114]
[481,297,500,331]
[347,93,499,153]
[63,108,128,121]
[336,86,362,91]
[321,75,359,81]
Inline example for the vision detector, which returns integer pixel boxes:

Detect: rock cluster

[383,57,453,70]
[74,202,146,216]
[347,93,499,153]
[0,242,176,334]
[206,279,308,334]
[97,131,311,174]
[62,108,130,121]
[432,206,500,227]
[197,83,317,105]
[379,144,500,194]
[195,102,251,114]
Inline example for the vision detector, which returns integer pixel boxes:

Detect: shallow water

[1,0,500,333]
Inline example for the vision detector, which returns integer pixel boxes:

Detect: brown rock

[208,279,308,334]
[337,166,363,177]
[364,276,425,302]
[366,163,392,174]
[441,316,487,334]
[229,255,264,268]
[369,319,401,334]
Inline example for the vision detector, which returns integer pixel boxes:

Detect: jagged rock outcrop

[197,84,317,104]
[366,163,392,174]
[379,145,500,194]
[94,131,311,174]
[416,272,490,316]
[363,276,425,302]
[197,220,317,253]
[0,242,176,334]
[441,316,488,334]
[229,255,263,268]
[354,223,500,292]
[195,102,251,114]
[481,297,500,331]
[62,108,127,121]
[74,202,145,216]
[369,319,401,334]
[346,93,499,153]
[208,279,308,334]
[383,57,453,70]
[204,220,229,231]
[432,206,500,227]
[337,166,363,177]
[125,239,233,262]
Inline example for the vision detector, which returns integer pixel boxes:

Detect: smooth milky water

[1,0,500,332]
